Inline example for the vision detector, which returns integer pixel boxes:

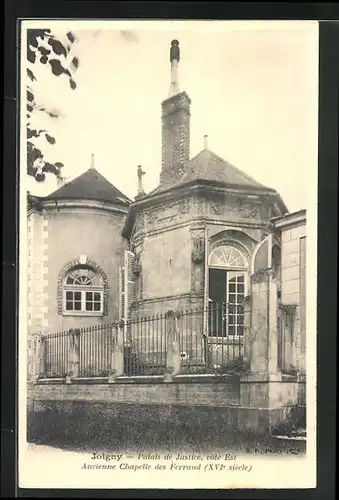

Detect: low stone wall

[27,376,306,441]
[30,376,241,408]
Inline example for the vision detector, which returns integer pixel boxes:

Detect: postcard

[19,19,318,490]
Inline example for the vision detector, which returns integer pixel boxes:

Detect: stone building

[27,166,131,334]
[27,40,307,434]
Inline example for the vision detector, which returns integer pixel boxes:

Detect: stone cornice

[272,209,306,229]
[28,198,129,217]
[132,217,263,242]
[122,180,285,238]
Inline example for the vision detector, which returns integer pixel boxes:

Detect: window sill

[62,311,103,317]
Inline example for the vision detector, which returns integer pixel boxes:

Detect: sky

[22,20,319,213]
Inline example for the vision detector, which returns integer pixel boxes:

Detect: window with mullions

[63,267,104,315]
[208,245,248,337]
[226,272,245,336]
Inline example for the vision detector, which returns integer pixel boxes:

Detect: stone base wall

[30,378,241,408]
[27,377,306,437]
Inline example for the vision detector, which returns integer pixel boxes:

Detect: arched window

[209,245,246,268]
[63,267,104,314]
[208,244,248,337]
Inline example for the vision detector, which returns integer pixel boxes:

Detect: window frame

[62,267,104,317]
[207,244,248,340]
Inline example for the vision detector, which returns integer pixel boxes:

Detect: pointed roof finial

[91,153,95,169]
[170,39,180,63]
[137,165,146,195]
[204,135,209,150]
[168,40,180,98]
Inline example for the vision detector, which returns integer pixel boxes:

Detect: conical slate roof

[45,168,131,206]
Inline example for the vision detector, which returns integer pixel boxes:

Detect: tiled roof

[148,148,269,196]
[182,149,267,188]
[44,168,131,206]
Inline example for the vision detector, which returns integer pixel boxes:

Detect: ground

[27,421,306,456]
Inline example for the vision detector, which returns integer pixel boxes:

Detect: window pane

[228,294,236,303]
[85,291,93,301]
[237,274,245,283]
[228,314,234,325]
[237,284,244,293]
[74,301,82,311]
[238,325,244,336]
[228,305,235,314]
[228,325,235,335]
[66,291,73,300]
[66,301,73,310]
[94,292,101,301]
[94,302,101,311]
[229,283,236,292]
[86,302,93,311]
[74,291,81,301]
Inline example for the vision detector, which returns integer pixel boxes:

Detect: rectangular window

[64,290,103,314]
[85,291,102,312]
[227,272,245,336]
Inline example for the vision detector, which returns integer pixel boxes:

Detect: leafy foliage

[26,29,79,181]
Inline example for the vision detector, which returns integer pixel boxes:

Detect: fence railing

[32,304,246,380]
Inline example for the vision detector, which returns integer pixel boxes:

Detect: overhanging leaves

[48,37,67,58]
[66,32,76,44]
[27,47,36,64]
[45,133,56,145]
[27,128,46,139]
[49,58,72,78]
[71,56,79,69]
[26,29,78,181]
[27,68,36,81]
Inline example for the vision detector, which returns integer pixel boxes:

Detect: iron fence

[35,304,246,379]
[44,330,70,378]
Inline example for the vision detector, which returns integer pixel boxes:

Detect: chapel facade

[27,40,308,436]
[27,40,306,377]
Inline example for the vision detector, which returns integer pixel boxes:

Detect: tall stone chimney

[160,40,191,185]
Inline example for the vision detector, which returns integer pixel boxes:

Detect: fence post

[242,295,252,366]
[164,310,181,382]
[108,321,124,383]
[66,328,80,383]
[32,334,45,384]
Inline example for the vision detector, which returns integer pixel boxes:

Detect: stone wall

[28,377,305,438]
[30,378,240,408]
[280,221,306,374]
[27,211,49,335]
[28,207,127,334]
[142,226,191,302]
[130,191,267,317]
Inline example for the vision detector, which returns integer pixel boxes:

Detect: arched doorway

[208,244,248,337]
